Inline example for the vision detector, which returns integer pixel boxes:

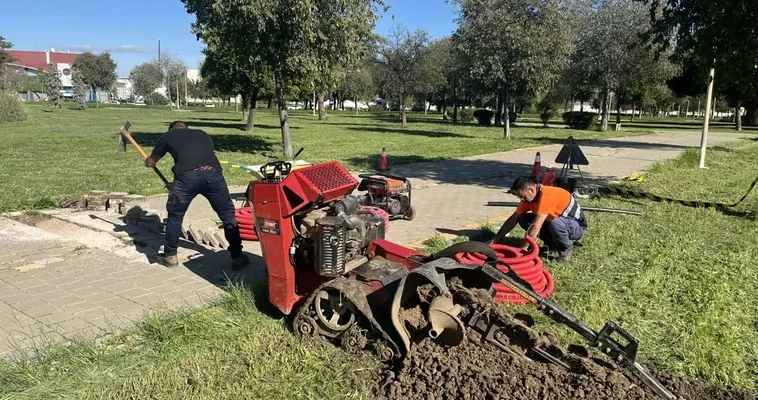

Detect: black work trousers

[164,167,243,258]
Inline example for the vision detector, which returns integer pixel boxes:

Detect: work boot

[157,253,179,268]
[558,252,572,263]
[232,254,250,271]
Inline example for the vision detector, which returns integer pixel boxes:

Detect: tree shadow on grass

[313,123,473,138]
[130,131,276,154]
[527,136,692,151]
[179,120,286,131]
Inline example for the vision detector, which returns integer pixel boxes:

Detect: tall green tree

[374,25,432,127]
[199,43,272,131]
[130,60,163,104]
[183,0,386,157]
[452,0,578,138]
[341,62,375,114]
[72,70,88,110]
[572,0,677,130]
[71,51,117,107]
[45,64,63,108]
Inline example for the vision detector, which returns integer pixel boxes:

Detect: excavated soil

[376,283,757,400]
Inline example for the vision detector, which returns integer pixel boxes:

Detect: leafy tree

[199,43,272,130]
[129,61,163,104]
[71,51,117,107]
[159,54,188,109]
[341,62,375,114]
[45,63,63,108]
[183,0,386,157]
[375,25,432,127]
[0,36,12,66]
[452,0,578,138]
[72,71,88,110]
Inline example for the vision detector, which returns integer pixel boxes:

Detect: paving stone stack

[86,190,108,211]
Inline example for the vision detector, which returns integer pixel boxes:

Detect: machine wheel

[314,288,357,333]
[340,328,368,353]
[374,342,395,362]
[293,313,318,338]
[403,206,416,221]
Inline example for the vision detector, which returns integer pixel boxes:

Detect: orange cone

[378,147,389,171]
[531,152,542,178]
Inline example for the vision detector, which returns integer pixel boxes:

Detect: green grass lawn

[2,137,758,399]
[0,103,645,213]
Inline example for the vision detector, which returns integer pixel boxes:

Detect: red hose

[235,207,259,241]
[453,236,555,304]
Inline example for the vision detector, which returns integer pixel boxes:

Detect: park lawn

[1,137,758,399]
[487,139,758,391]
[0,103,646,213]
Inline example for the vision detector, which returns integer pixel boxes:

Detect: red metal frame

[248,161,365,315]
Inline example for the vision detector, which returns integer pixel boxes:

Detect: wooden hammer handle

[119,127,149,160]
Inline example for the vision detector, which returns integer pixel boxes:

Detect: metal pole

[698,68,715,169]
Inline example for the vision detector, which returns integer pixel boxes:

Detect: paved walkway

[0,131,745,357]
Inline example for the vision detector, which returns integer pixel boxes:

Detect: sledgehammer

[119,120,172,191]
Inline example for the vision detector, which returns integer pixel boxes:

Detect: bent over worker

[491,176,588,262]
[145,121,249,270]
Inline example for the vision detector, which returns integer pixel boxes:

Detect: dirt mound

[376,282,757,400]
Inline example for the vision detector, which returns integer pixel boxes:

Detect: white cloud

[65,44,154,54]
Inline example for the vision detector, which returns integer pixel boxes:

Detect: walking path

[0,130,745,357]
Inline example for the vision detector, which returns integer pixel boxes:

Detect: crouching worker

[491,177,588,262]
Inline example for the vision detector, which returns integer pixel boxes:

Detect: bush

[540,110,556,126]
[458,108,475,123]
[562,111,598,130]
[0,90,28,124]
[473,109,494,125]
[368,104,385,112]
[145,92,170,105]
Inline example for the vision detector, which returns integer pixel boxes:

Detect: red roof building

[6,50,79,73]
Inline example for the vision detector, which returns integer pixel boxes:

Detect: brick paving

[0,130,746,357]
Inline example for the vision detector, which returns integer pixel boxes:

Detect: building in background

[6,49,108,102]
[115,77,133,100]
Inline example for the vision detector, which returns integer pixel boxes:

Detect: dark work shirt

[149,128,223,177]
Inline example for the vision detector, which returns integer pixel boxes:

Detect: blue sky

[0,0,459,76]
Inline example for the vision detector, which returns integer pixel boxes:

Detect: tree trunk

[744,106,757,126]
[176,80,180,110]
[453,84,459,124]
[94,86,100,108]
[241,93,248,121]
[631,102,635,121]
[495,84,504,126]
[600,89,610,131]
[735,102,742,131]
[503,86,511,139]
[246,88,258,132]
[275,80,293,158]
[268,96,273,108]
[615,102,622,131]
[355,95,359,115]
[442,91,448,121]
[401,99,407,128]
[318,91,327,120]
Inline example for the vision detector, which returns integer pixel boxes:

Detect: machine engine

[294,195,386,277]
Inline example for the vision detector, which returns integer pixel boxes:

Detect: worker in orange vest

[491,176,588,262]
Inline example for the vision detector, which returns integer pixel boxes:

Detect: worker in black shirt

[145,121,249,271]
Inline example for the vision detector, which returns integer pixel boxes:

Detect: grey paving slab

[0,130,747,359]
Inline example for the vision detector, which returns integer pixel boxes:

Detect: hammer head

[118,120,132,153]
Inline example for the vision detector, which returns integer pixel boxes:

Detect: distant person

[491,177,588,262]
[144,121,249,270]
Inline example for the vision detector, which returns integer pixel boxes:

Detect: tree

[71,52,117,107]
[130,61,163,104]
[72,70,88,110]
[375,25,431,127]
[637,0,758,127]
[0,36,12,67]
[452,0,578,138]
[199,43,272,131]
[45,63,63,108]
[183,0,387,157]
[341,62,375,114]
